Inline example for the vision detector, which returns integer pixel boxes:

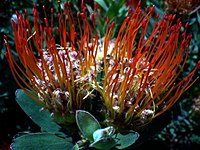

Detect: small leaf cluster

[75,110,139,149]
[12,90,139,150]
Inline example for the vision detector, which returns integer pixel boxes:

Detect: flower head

[164,0,199,15]
[95,6,199,129]
[4,2,199,129]
[4,2,99,122]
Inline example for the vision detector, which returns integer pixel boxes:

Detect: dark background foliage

[0,0,199,149]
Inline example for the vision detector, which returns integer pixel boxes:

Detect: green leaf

[11,132,73,150]
[95,0,108,11]
[76,110,101,141]
[90,138,116,150]
[106,1,125,19]
[197,11,200,24]
[15,89,61,132]
[115,131,139,149]
[93,126,115,142]
[72,144,79,150]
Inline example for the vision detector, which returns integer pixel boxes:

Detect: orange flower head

[4,2,199,129]
[96,6,199,129]
[4,2,99,123]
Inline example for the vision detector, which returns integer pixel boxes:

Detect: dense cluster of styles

[4,1,199,130]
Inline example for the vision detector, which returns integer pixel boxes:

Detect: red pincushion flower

[4,2,199,129]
